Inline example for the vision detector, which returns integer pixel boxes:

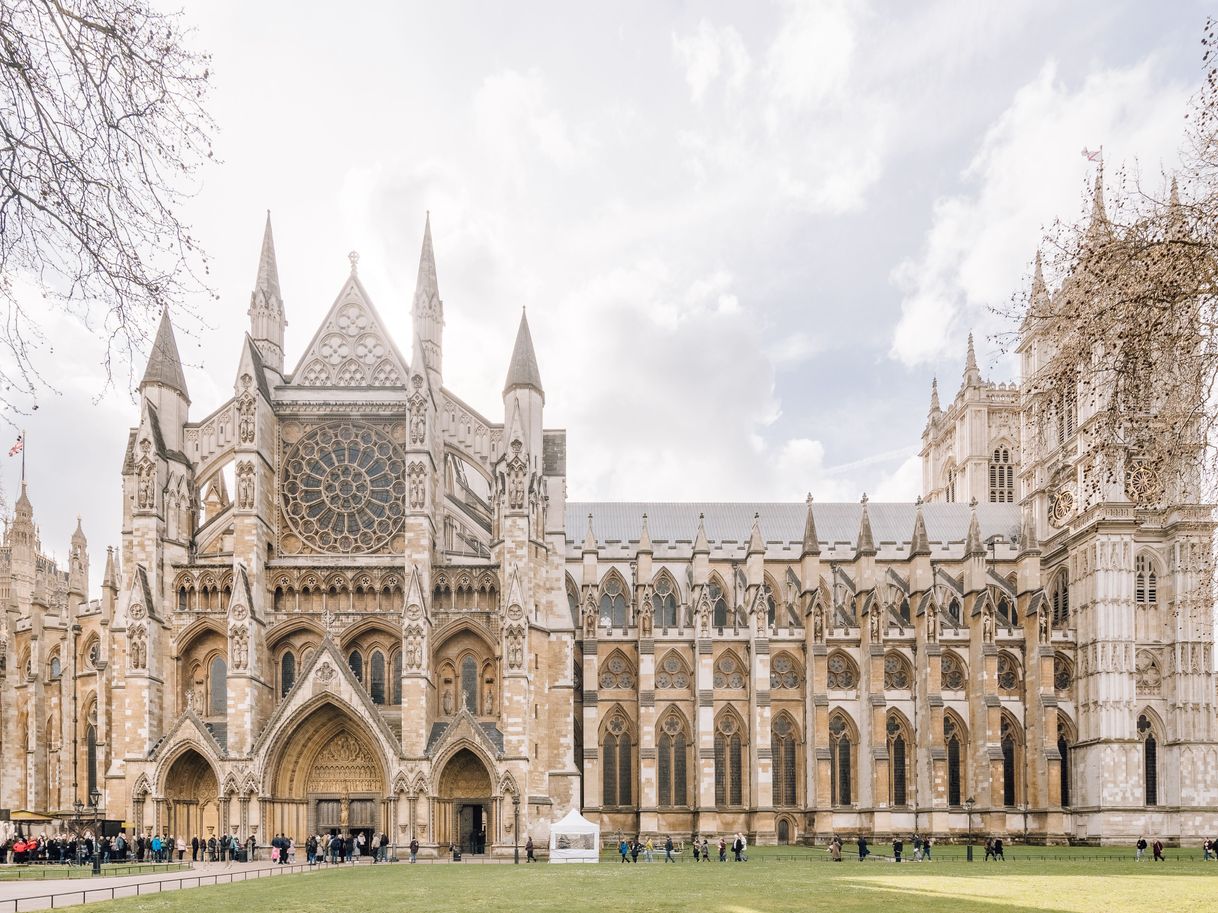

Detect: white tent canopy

[548,808,600,863]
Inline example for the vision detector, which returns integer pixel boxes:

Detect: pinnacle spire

[14,479,31,517]
[255,211,281,299]
[966,497,985,557]
[412,213,443,378]
[910,497,931,557]
[693,512,710,555]
[637,513,653,554]
[248,212,286,372]
[1019,508,1040,555]
[1167,175,1187,240]
[583,513,598,554]
[504,309,544,399]
[1086,163,1111,243]
[747,512,765,555]
[929,377,941,414]
[141,309,189,400]
[72,515,86,545]
[801,494,820,557]
[855,493,876,557]
[102,545,117,589]
[1031,250,1047,304]
[963,332,982,385]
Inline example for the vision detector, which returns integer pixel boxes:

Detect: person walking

[718,837,727,862]
[923,835,932,861]
[409,837,419,863]
[984,837,995,862]
[830,836,843,862]
[1153,838,1165,862]
[1136,837,1147,861]
[191,834,199,862]
[892,837,903,863]
[526,835,536,862]
[857,835,869,862]
[630,838,641,863]
[644,836,654,862]
[619,837,629,863]
[664,835,675,863]
[912,834,922,861]
[701,837,709,861]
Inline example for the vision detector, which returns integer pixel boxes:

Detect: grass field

[0,863,188,882]
[79,846,1218,913]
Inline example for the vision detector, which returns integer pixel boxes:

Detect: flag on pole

[8,434,23,457]
[1081,147,1102,162]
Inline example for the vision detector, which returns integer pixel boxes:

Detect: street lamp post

[964,796,976,862]
[71,789,104,875]
[512,794,521,864]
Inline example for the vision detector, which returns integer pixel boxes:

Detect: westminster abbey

[1,193,1216,851]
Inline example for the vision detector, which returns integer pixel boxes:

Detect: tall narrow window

[86,723,98,796]
[771,715,797,807]
[280,652,296,697]
[602,715,632,806]
[1001,716,1019,807]
[997,597,1016,627]
[370,651,386,705]
[391,651,403,705]
[829,714,852,806]
[348,650,363,683]
[460,656,477,712]
[208,656,227,717]
[1051,571,1070,625]
[657,714,688,807]
[1057,719,1071,808]
[599,575,629,627]
[1138,714,1158,806]
[1135,555,1158,607]
[710,581,729,628]
[945,715,963,806]
[887,715,908,807]
[945,466,957,503]
[618,729,633,805]
[989,447,1014,503]
[947,598,962,626]
[714,714,744,806]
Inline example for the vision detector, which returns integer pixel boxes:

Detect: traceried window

[827,652,858,690]
[996,596,1016,627]
[1135,555,1158,607]
[941,652,966,691]
[769,653,800,690]
[945,466,958,503]
[1051,571,1070,625]
[656,653,690,690]
[599,653,636,690]
[1001,715,1020,806]
[761,583,777,627]
[887,714,910,807]
[49,656,61,679]
[883,652,911,691]
[989,446,1014,503]
[714,713,744,806]
[997,653,1021,693]
[460,656,477,711]
[281,422,407,554]
[370,651,386,705]
[602,715,633,807]
[1138,714,1158,806]
[709,580,729,628]
[944,715,964,806]
[657,713,689,807]
[828,713,853,806]
[653,575,678,628]
[713,654,745,690]
[1057,718,1072,807]
[1053,655,1072,693]
[599,575,629,627]
[771,714,798,807]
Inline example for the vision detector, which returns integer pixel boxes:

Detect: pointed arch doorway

[436,748,493,854]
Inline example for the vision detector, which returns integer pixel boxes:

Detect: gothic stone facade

[1,211,1216,850]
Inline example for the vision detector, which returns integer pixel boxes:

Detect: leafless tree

[0,0,214,414]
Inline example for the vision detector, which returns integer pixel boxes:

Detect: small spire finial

[348,250,360,275]
[860,492,868,505]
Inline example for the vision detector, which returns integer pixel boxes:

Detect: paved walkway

[0,859,327,912]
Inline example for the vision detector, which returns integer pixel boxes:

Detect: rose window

[282,422,406,553]
[769,654,800,690]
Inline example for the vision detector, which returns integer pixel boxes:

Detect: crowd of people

[299,831,391,865]
[614,833,751,863]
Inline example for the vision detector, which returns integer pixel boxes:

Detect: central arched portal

[269,702,387,845]
[164,748,220,837]
[436,748,493,854]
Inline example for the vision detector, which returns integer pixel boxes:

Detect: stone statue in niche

[483,684,494,715]
[237,387,256,444]
[408,463,426,509]
[507,629,524,669]
[640,609,652,638]
[236,462,255,510]
[408,394,426,445]
[813,605,824,643]
[584,607,597,640]
[136,460,155,509]
[230,626,248,671]
[1039,604,1052,644]
[442,686,454,715]
[926,606,938,643]
[508,462,527,511]
[982,607,994,643]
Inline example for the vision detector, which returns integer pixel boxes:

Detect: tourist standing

[1136,837,1147,861]
[409,837,419,863]
[923,835,932,861]
[857,835,869,862]
[701,837,709,861]
[526,836,536,862]
[665,835,674,862]
[619,837,629,863]
[892,837,903,863]
[718,837,727,862]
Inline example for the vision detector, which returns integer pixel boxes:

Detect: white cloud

[763,0,861,112]
[672,20,751,104]
[890,58,1190,367]
[472,68,585,173]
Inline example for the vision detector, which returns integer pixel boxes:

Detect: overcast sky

[3,0,1208,590]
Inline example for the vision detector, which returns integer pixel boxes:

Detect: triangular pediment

[289,273,409,388]
[149,708,227,761]
[425,707,504,761]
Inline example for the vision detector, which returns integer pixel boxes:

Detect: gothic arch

[943,709,968,806]
[173,616,227,655]
[266,619,325,651]
[999,710,1024,806]
[599,648,637,690]
[886,709,914,807]
[827,708,857,806]
[826,649,860,690]
[655,649,692,690]
[714,705,748,807]
[264,698,389,798]
[656,706,691,808]
[770,650,802,691]
[707,573,731,628]
[713,648,747,690]
[771,709,800,808]
[155,737,223,796]
[598,568,630,627]
[651,568,681,628]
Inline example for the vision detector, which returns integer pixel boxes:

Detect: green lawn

[0,863,188,882]
[80,848,1218,913]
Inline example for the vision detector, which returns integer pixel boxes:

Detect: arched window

[771,714,798,808]
[1051,571,1070,625]
[769,653,800,691]
[86,723,98,796]
[348,650,363,683]
[1053,654,1072,694]
[653,574,678,628]
[828,713,853,806]
[567,580,580,628]
[460,655,477,711]
[599,574,628,627]
[370,651,386,705]
[714,712,745,806]
[887,714,911,807]
[602,714,632,806]
[898,596,911,625]
[1138,713,1158,806]
[208,655,227,717]
[178,586,190,612]
[1057,718,1072,807]
[996,596,1016,626]
[280,652,296,697]
[1135,555,1158,607]
[826,652,858,690]
[599,652,636,689]
[657,713,689,807]
[391,651,403,705]
[997,653,1021,694]
[1000,715,1020,806]
[709,579,729,628]
[941,652,966,691]
[883,652,912,691]
[656,652,691,690]
[945,465,958,503]
[944,714,965,806]
[989,446,1014,503]
[49,656,61,679]
[946,597,962,626]
[712,652,745,690]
